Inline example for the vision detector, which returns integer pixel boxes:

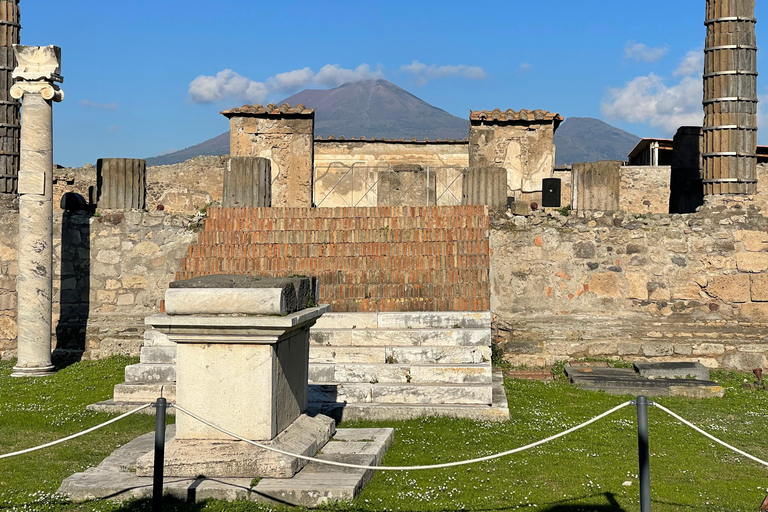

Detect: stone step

[309,363,492,384]
[140,345,176,364]
[113,382,176,403]
[142,328,174,347]
[312,311,491,330]
[125,363,177,384]
[309,345,491,365]
[307,382,492,405]
[310,327,490,347]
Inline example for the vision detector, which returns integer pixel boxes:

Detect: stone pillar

[702,0,758,195]
[9,45,63,377]
[222,156,271,207]
[462,166,507,210]
[468,108,563,206]
[96,158,146,210]
[221,104,314,207]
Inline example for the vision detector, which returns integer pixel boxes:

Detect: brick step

[187,241,490,258]
[314,311,491,329]
[140,345,176,364]
[309,363,492,384]
[310,328,490,347]
[309,345,491,365]
[125,363,176,384]
[113,383,176,403]
[194,228,488,244]
[179,255,490,273]
[307,382,492,405]
[204,205,488,222]
[176,269,490,286]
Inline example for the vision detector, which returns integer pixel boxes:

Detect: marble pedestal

[138,297,329,478]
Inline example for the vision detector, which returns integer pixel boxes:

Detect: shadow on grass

[110,496,209,511]
[539,492,627,512]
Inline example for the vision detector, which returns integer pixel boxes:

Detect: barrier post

[153,397,167,512]
[636,396,651,512]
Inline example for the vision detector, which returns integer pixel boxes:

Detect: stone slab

[164,287,291,316]
[310,328,490,347]
[308,382,492,405]
[146,306,330,335]
[140,345,176,364]
[633,361,710,381]
[135,414,335,478]
[113,383,176,403]
[377,311,492,329]
[125,363,176,384]
[313,313,379,330]
[58,425,393,507]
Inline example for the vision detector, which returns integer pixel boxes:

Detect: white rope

[173,401,632,471]
[0,403,153,460]
[653,402,768,468]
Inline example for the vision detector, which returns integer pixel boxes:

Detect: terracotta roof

[220,103,314,118]
[315,136,468,144]
[469,108,563,123]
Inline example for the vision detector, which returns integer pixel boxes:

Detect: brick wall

[177,206,491,312]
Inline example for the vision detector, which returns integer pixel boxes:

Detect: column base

[11,364,56,377]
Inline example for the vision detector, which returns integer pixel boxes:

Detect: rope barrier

[173,401,633,471]
[0,403,153,460]
[653,402,768,468]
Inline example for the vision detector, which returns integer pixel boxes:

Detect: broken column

[10,45,63,376]
[702,0,758,195]
[222,156,271,207]
[468,109,563,210]
[137,275,331,478]
[96,158,146,209]
[221,104,314,207]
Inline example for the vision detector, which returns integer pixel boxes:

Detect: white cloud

[315,64,384,87]
[188,69,269,104]
[674,50,703,76]
[399,60,487,86]
[188,64,384,104]
[624,42,668,63]
[602,51,704,133]
[80,99,118,110]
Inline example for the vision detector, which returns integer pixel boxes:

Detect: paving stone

[634,361,710,380]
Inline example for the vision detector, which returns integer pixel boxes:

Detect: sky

[20,0,768,167]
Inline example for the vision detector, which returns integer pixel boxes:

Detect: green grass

[1,358,767,511]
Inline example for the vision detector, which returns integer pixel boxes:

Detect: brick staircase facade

[176,206,491,312]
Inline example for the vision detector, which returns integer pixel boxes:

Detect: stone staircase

[93,311,508,421]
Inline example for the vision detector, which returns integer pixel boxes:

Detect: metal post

[153,397,167,512]
[636,396,651,512]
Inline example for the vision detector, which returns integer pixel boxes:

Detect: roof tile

[220,103,315,118]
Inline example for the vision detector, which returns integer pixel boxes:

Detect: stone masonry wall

[0,206,197,360]
[491,204,768,370]
[619,165,671,214]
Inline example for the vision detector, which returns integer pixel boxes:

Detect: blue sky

[22,0,768,167]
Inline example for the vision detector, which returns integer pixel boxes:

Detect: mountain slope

[146,80,468,166]
[554,117,641,165]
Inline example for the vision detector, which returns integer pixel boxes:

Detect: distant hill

[553,117,640,165]
[146,82,641,167]
[146,80,468,166]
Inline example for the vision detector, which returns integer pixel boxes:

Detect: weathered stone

[740,302,768,320]
[692,343,725,356]
[587,272,621,298]
[751,274,768,301]
[736,230,768,252]
[706,274,750,303]
[736,252,768,273]
[720,352,764,371]
[164,287,293,316]
[641,343,673,357]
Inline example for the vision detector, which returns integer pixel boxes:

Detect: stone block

[333,364,410,384]
[671,281,703,300]
[641,343,673,357]
[125,363,176,383]
[131,241,161,256]
[371,383,491,405]
[674,344,693,355]
[706,274,750,303]
[409,363,492,384]
[617,343,642,356]
[634,361,710,380]
[164,287,291,316]
[96,290,116,304]
[692,343,725,356]
[737,252,768,273]
[587,272,621,298]
[140,345,176,364]
[310,347,385,364]
[377,311,492,329]
[122,275,149,289]
[740,302,768,320]
[720,352,764,371]
[116,293,135,306]
[310,328,489,347]
[668,385,724,398]
[386,346,491,364]
[751,274,768,302]
[113,383,176,403]
[308,364,335,382]
[737,230,768,251]
[0,292,16,311]
[587,342,617,356]
[313,313,378,330]
[626,273,647,300]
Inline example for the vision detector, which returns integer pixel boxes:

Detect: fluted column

[10,45,63,377]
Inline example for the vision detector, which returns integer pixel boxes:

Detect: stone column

[10,45,63,377]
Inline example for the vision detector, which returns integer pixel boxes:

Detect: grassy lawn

[1,357,767,511]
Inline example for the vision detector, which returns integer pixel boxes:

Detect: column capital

[10,81,64,102]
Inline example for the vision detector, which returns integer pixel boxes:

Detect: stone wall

[490,205,768,370]
[619,166,671,214]
[314,139,468,208]
[0,205,197,360]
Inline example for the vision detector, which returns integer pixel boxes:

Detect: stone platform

[565,361,724,398]
[58,424,393,507]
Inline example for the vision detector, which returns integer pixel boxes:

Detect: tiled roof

[469,108,563,123]
[315,136,468,143]
[220,103,314,118]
